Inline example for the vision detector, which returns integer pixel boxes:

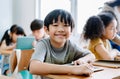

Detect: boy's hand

[72,63,94,76]
[73,59,92,65]
[73,59,86,65]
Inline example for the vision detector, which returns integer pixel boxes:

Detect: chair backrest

[16,36,35,50]
[10,49,34,73]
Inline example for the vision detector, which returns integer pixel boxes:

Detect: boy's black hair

[30,19,44,31]
[0,24,26,46]
[83,12,115,40]
[44,9,74,31]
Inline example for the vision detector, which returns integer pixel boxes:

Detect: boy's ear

[44,26,49,35]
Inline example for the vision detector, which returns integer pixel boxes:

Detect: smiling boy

[29,9,95,76]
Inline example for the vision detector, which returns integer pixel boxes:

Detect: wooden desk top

[45,67,120,79]
[0,75,15,79]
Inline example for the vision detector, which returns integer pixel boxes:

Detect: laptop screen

[16,36,35,50]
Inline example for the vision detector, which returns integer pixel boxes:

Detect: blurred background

[0,0,110,41]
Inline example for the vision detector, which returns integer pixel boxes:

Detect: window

[37,0,110,34]
[77,0,110,34]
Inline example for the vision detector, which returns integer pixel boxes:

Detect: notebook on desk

[16,36,35,50]
[93,60,120,68]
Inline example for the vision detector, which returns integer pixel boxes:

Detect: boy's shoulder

[37,37,50,44]
[68,39,80,49]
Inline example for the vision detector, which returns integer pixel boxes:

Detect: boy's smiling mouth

[54,34,66,38]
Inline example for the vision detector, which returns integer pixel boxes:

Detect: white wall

[12,0,36,35]
[0,0,36,41]
[0,0,12,41]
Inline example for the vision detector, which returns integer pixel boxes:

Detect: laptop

[16,36,35,50]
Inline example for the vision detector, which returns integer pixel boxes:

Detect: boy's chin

[56,39,66,43]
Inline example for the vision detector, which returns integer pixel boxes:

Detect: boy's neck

[50,40,66,48]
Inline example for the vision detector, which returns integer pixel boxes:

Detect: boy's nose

[57,26,64,32]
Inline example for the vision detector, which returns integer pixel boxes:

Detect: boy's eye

[64,24,70,27]
[52,24,58,27]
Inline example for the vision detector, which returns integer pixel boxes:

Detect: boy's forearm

[29,60,72,75]
[30,60,93,76]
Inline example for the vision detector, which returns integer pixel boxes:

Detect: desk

[45,67,120,79]
[0,75,15,79]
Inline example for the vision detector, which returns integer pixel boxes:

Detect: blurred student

[29,9,95,76]
[0,24,26,75]
[83,12,120,60]
[0,25,26,50]
[30,19,48,47]
[101,0,120,51]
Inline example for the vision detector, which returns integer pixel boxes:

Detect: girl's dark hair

[44,9,74,31]
[83,16,104,40]
[101,11,119,29]
[98,12,115,28]
[83,12,115,40]
[106,0,120,7]
[30,19,43,31]
[0,24,26,46]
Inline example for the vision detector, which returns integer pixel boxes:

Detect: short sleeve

[31,41,47,62]
[69,41,91,60]
[90,38,103,48]
[74,46,91,60]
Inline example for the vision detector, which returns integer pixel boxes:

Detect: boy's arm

[73,53,95,65]
[29,60,93,76]
[29,60,71,75]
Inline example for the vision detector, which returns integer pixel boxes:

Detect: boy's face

[47,21,72,47]
[32,28,45,41]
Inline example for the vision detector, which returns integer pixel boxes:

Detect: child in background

[101,0,120,51]
[102,0,120,33]
[30,19,48,47]
[0,25,26,50]
[29,9,95,76]
[0,24,26,75]
[83,12,120,60]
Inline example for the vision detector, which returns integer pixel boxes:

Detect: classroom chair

[10,49,34,79]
